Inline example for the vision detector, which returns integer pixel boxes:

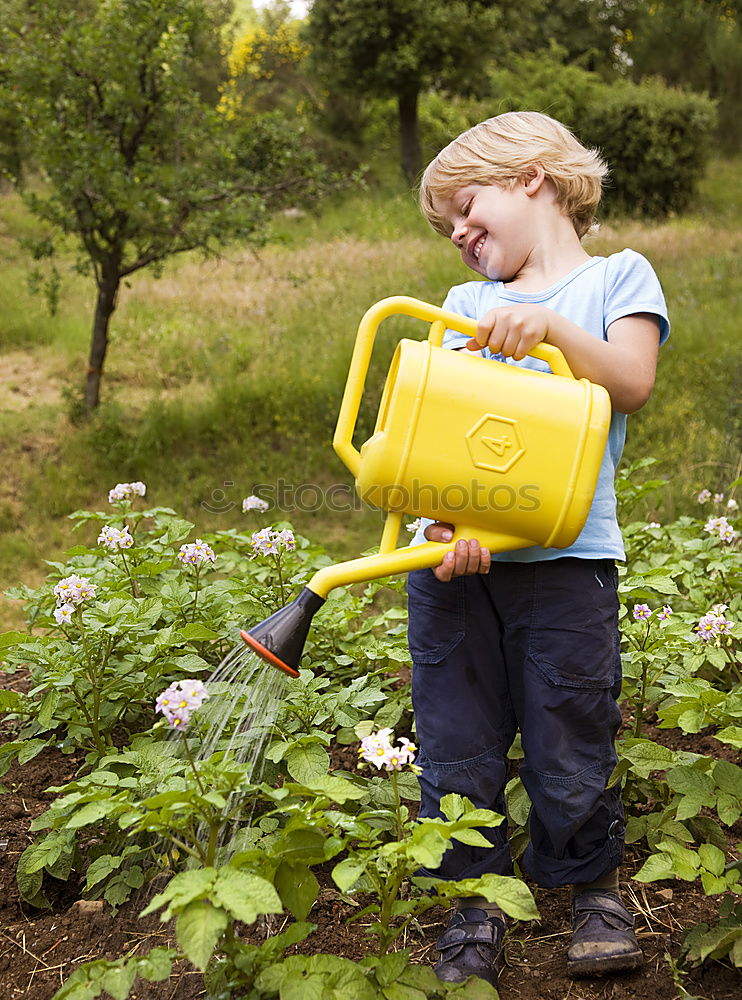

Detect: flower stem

[180,731,206,795]
[191,566,201,622]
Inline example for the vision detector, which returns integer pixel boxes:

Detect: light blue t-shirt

[411,249,670,562]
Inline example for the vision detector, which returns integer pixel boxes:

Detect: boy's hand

[424,522,491,581]
[466,304,551,361]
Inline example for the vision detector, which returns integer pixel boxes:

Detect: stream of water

[192,642,290,855]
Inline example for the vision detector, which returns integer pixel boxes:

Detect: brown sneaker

[567,890,643,976]
[433,907,505,987]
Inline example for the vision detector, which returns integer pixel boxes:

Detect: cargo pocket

[528,559,619,691]
[407,568,466,664]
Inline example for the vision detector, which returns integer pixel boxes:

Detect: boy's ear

[522,164,547,196]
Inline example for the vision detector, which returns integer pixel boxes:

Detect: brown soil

[1,713,740,999]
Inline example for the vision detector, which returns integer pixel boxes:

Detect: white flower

[177,539,216,566]
[727,498,739,512]
[713,493,725,504]
[155,680,210,728]
[251,527,295,556]
[406,517,423,533]
[53,574,96,607]
[358,728,416,771]
[696,489,712,504]
[695,607,734,643]
[54,603,75,625]
[704,516,737,543]
[108,481,146,503]
[98,525,134,550]
[275,528,296,552]
[644,521,661,530]
[242,495,269,513]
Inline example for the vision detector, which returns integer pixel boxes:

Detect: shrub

[579,78,717,218]
[487,51,717,219]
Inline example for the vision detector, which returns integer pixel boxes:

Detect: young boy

[408,111,669,986]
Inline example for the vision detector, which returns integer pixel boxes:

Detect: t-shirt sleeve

[604,249,670,345]
[440,283,482,350]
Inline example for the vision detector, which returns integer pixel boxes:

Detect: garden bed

[1,736,740,1000]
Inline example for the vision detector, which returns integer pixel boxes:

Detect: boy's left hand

[467,304,551,360]
[424,522,491,581]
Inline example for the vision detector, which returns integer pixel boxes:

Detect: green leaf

[0,689,30,714]
[381,984,426,1000]
[716,793,741,827]
[439,793,467,821]
[451,828,494,847]
[177,624,221,640]
[332,857,368,893]
[212,869,282,925]
[620,739,678,778]
[286,743,330,785]
[713,760,742,798]
[140,868,217,919]
[175,899,228,971]
[375,950,410,988]
[18,739,49,765]
[698,843,726,877]
[505,777,531,828]
[715,726,742,749]
[67,800,120,829]
[16,844,50,907]
[275,862,319,921]
[634,853,675,883]
[135,948,175,981]
[0,631,27,649]
[98,965,137,1000]
[700,872,728,895]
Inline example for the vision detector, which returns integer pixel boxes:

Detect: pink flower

[155,680,210,728]
[53,575,96,607]
[178,539,216,566]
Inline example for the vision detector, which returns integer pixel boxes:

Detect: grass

[0,159,740,628]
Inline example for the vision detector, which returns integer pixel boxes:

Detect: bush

[487,52,717,219]
[487,46,605,129]
[578,78,717,218]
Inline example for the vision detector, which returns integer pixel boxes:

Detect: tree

[0,0,321,410]
[625,0,742,150]
[304,0,503,182]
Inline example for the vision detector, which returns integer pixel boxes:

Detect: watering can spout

[240,587,326,678]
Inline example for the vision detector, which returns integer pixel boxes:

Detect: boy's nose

[450,222,466,248]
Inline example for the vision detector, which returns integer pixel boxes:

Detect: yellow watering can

[241,296,611,676]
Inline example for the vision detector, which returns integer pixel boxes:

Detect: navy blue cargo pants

[407,557,625,889]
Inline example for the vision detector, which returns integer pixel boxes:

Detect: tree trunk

[85,260,120,411]
[398,86,421,185]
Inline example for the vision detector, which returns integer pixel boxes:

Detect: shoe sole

[567,950,643,977]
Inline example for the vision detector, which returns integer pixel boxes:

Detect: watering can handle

[333,295,574,478]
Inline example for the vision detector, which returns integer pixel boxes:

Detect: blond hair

[419,111,608,239]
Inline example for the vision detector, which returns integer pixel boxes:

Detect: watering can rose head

[155,680,210,728]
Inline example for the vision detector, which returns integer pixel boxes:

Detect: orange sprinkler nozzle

[240,586,326,677]
[239,630,300,678]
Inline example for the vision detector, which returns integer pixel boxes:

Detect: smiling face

[434,181,536,282]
